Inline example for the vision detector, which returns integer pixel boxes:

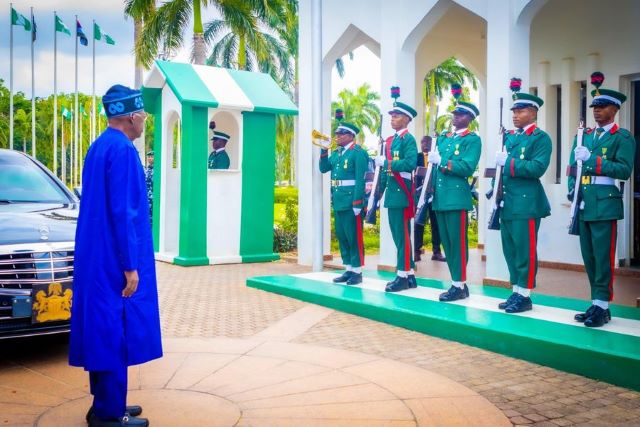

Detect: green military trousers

[334,209,364,268]
[579,219,617,302]
[435,210,469,282]
[388,208,415,272]
[500,218,541,289]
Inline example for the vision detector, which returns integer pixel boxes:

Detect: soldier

[208,131,231,170]
[429,87,481,302]
[145,151,154,224]
[569,72,635,328]
[374,93,418,292]
[494,78,551,313]
[414,136,446,263]
[319,121,369,285]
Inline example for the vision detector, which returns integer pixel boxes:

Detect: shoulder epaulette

[617,127,632,137]
[585,128,594,134]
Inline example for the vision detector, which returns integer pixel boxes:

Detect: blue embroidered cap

[102,84,144,118]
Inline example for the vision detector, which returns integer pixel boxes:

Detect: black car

[0,149,78,339]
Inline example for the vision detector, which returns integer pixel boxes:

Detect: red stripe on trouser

[459,210,466,282]
[608,221,617,301]
[403,217,410,271]
[527,219,536,289]
[356,215,364,267]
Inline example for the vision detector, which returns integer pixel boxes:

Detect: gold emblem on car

[32,282,72,323]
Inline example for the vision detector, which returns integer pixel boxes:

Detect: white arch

[323,23,381,65]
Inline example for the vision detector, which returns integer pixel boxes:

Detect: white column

[483,1,530,284]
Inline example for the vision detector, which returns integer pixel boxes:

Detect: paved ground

[1,260,639,426]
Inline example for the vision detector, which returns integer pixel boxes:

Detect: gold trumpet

[311,129,337,150]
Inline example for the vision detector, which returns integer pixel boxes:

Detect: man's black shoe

[346,273,362,285]
[333,271,354,283]
[386,276,400,287]
[498,292,518,310]
[385,277,410,292]
[504,294,532,313]
[584,306,610,328]
[575,305,611,323]
[86,406,143,422]
[408,275,417,288]
[431,253,446,262]
[439,284,469,302]
[88,413,149,427]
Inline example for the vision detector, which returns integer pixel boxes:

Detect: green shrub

[273,226,297,252]
[274,186,298,204]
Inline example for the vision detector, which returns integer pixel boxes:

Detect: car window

[0,155,69,203]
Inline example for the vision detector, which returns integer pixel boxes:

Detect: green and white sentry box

[142,61,297,266]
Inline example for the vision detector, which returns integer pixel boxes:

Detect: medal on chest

[454,144,460,156]
[601,147,607,159]
[519,147,525,160]
[393,151,400,161]
[343,158,349,169]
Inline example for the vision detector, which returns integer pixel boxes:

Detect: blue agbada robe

[69,127,162,371]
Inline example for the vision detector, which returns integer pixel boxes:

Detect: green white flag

[11,7,31,31]
[61,106,72,120]
[93,22,102,40]
[104,34,116,45]
[55,15,71,36]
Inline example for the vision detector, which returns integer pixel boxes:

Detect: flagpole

[61,109,65,185]
[10,3,14,150]
[74,15,79,187]
[91,20,96,143]
[80,108,83,185]
[31,7,36,158]
[53,12,58,176]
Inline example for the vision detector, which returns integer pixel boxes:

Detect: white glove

[319,139,330,149]
[574,146,591,162]
[374,155,385,167]
[495,150,508,166]
[427,151,441,165]
[353,208,362,216]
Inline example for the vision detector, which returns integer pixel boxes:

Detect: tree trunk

[192,0,205,65]
[134,19,143,88]
[238,34,247,69]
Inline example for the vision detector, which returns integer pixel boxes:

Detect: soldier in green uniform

[208,131,231,170]
[493,78,551,313]
[569,72,636,328]
[374,95,418,292]
[319,122,369,285]
[429,88,481,302]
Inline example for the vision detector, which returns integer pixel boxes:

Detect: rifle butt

[488,207,501,230]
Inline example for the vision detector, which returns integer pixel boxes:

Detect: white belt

[582,176,615,185]
[331,179,355,187]
[397,171,412,180]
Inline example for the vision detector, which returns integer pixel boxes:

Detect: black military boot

[498,293,518,310]
[346,273,362,285]
[407,275,417,288]
[385,276,410,292]
[86,406,143,422]
[504,294,532,313]
[438,284,469,302]
[584,306,611,328]
[332,271,354,283]
[575,305,611,323]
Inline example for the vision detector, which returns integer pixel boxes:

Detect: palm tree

[123,0,156,87]
[331,84,381,145]
[423,57,478,134]
[434,87,479,134]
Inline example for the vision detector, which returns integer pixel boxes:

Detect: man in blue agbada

[69,84,162,427]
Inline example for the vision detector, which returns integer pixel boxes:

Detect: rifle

[415,136,438,226]
[365,114,384,224]
[568,120,585,235]
[487,97,506,230]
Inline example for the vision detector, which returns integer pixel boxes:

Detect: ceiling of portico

[323,23,381,66]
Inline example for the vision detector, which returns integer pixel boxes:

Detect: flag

[76,20,88,46]
[104,34,116,45]
[62,107,72,120]
[93,22,102,41]
[55,15,71,36]
[80,105,87,116]
[11,7,31,31]
[31,14,37,42]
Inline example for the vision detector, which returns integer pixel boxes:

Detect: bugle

[311,129,336,149]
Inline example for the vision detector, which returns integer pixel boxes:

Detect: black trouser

[414,205,442,254]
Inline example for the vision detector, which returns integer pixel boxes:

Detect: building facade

[297,0,640,283]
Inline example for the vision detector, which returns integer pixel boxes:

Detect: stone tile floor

[0,260,638,426]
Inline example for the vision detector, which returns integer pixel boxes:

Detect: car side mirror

[73,187,82,200]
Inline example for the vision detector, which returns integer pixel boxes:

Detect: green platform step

[247,270,640,391]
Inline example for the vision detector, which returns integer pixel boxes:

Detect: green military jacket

[432,129,481,212]
[379,130,418,208]
[568,124,635,221]
[208,149,230,170]
[499,124,552,220]
[319,143,369,211]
